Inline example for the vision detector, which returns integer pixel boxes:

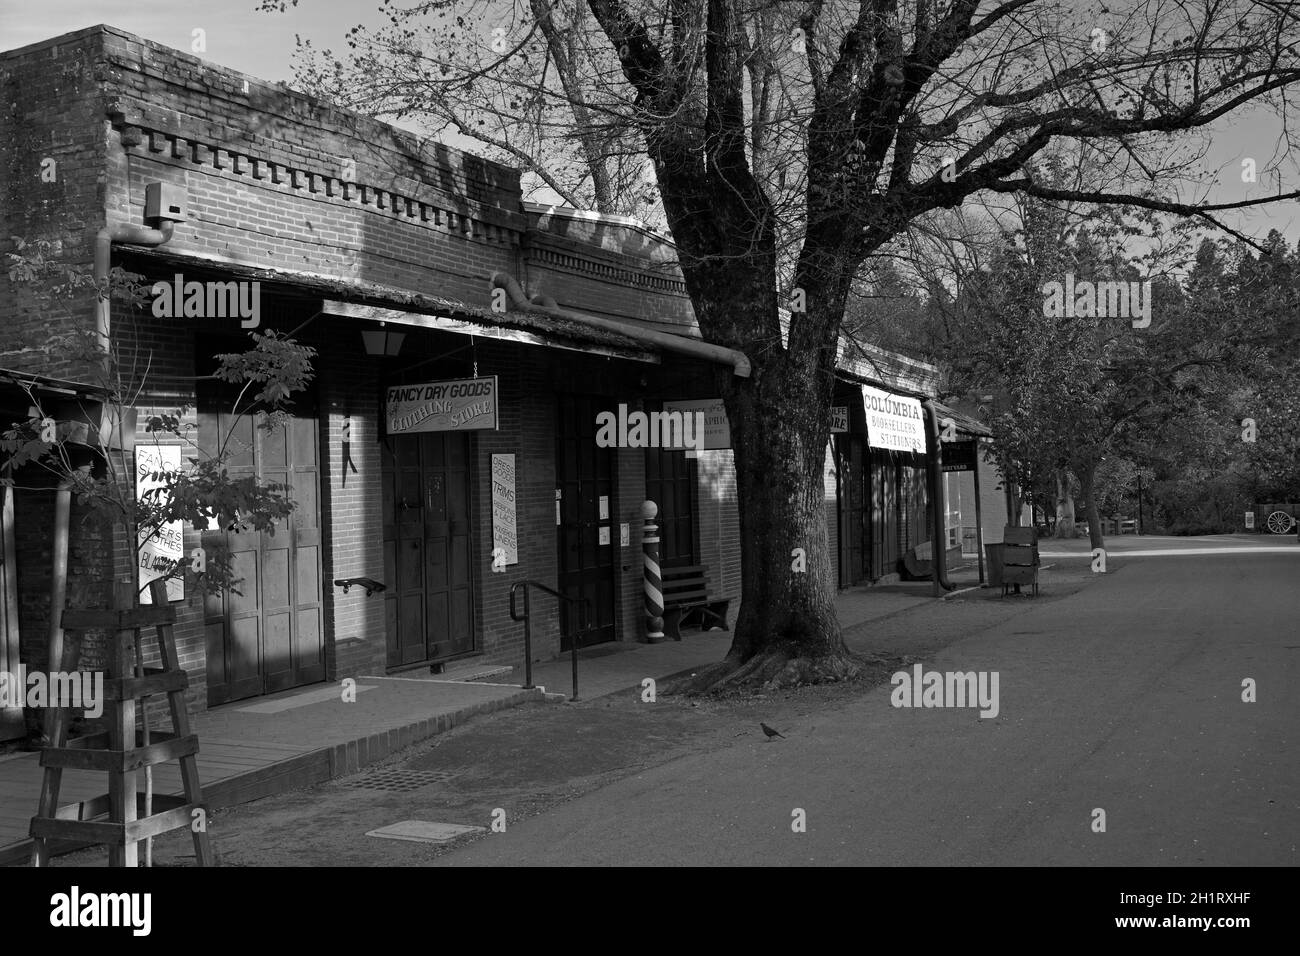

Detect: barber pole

[642,500,666,642]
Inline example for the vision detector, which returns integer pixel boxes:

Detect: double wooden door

[382,432,475,667]
[555,395,616,649]
[201,404,325,706]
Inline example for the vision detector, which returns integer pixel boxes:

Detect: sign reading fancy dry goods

[385,377,499,435]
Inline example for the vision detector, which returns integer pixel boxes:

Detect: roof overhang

[320,301,660,366]
[118,246,660,365]
[0,367,106,404]
[933,400,992,438]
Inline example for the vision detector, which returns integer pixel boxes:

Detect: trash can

[985,543,1005,589]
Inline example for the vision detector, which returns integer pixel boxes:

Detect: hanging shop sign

[662,398,730,450]
[385,377,498,435]
[862,385,926,454]
[941,439,978,473]
[136,444,184,604]
[830,406,849,433]
[491,454,518,566]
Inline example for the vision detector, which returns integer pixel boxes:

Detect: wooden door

[556,395,616,649]
[870,450,900,580]
[382,432,475,668]
[645,443,698,565]
[836,435,866,586]
[201,403,325,706]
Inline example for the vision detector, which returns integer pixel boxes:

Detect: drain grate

[343,768,462,793]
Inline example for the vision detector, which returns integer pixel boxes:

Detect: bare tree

[268,0,1300,690]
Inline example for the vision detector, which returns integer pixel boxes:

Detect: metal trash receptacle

[985,543,1005,588]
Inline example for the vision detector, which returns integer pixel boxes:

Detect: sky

[2,0,1298,249]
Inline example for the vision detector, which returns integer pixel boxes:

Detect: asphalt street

[436,550,1299,866]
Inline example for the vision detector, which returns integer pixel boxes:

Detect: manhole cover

[343,768,462,793]
[366,821,485,844]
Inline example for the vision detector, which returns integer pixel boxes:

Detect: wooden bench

[661,563,731,640]
[1000,525,1040,597]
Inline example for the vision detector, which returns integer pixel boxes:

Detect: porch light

[361,322,405,357]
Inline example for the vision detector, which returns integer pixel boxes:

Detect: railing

[508,580,592,702]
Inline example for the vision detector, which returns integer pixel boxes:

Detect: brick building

[1,25,966,728]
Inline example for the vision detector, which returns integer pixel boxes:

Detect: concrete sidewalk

[1037,532,1300,558]
[0,578,948,864]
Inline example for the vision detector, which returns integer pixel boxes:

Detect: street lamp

[361,321,405,357]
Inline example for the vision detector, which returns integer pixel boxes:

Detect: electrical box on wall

[144,182,187,224]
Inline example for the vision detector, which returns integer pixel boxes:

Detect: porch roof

[120,246,661,365]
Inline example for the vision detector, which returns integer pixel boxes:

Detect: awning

[0,368,107,424]
[119,246,660,365]
[933,401,992,438]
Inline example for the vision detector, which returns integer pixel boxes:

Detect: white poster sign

[830,406,849,433]
[136,444,184,603]
[861,385,926,454]
[662,399,730,450]
[491,454,518,566]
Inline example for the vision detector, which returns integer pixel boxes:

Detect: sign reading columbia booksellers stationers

[861,385,926,454]
[385,377,499,436]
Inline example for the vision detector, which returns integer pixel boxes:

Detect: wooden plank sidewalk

[0,677,547,865]
[0,738,310,861]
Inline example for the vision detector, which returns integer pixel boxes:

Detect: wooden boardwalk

[0,738,312,861]
[0,677,544,865]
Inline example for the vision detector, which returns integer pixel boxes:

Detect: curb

[0,686,546,867]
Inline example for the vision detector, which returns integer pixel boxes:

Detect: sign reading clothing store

[385,377,499,435]
[862,385,926,454]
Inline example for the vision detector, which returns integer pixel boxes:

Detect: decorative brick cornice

[110,114,525,247]
[523,237,688,296]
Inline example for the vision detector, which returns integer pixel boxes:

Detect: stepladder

[29,578,214,866]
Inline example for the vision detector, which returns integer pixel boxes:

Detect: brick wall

[695,450,741,629]
[315,318,386,678]
[0,30,109,381]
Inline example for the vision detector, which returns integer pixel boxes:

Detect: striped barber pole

[642,500,666,642]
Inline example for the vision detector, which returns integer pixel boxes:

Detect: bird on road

[760,722,785,740]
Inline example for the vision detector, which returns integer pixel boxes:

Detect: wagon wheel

[1266,510,1295,534]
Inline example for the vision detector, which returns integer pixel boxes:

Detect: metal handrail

[508,580,592,701]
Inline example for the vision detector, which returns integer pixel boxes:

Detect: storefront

[828,348,943,586]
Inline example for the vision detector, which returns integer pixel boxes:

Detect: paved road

[436,552,1300,865]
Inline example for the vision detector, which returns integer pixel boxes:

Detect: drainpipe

[923,400,954,594]
[93,221,175,358]
[489,272,752,377]
[45,219,177,726]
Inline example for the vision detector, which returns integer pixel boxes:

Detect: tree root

[663,646,863,696]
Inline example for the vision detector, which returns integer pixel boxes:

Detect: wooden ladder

[29,579,213,866]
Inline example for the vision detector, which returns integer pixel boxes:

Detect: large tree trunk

[1079,460,1105,553]
[668,355,861,693]
[1053,468,1076,538]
